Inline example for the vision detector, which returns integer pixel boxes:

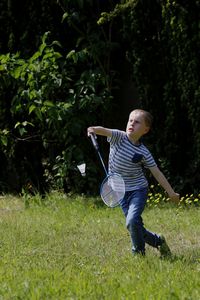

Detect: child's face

[126,111,149,141]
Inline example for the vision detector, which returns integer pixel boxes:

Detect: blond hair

[130,109,153,128]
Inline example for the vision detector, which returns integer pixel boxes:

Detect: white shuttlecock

[77,163,86,176]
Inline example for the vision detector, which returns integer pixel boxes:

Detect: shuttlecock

[77,163,86,176]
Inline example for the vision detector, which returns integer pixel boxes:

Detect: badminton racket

[89,133,125,207]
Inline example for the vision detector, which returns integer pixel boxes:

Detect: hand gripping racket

[89,133,125,208]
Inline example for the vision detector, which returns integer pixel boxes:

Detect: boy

[87,109,179,257]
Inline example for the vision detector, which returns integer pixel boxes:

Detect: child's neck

[127,134,140,145]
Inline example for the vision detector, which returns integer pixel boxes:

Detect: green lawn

[0,193,199,299]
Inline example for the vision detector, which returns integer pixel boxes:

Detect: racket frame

[100,172,125,208]
[89,133,125,207]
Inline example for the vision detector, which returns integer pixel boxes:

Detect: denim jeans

[120,188,161,255]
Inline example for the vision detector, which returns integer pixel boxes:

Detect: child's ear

[144,126,150,134]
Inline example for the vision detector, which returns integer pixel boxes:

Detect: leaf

[66,50,76,59]
[0,136,8,146]
[2,129,9,135]
[39,43,47,55]
[0,65,6,71]
[42,31,50,44]
[43,101,54,107]
[62,12,69,23]
[54,52,62,59]
[19,127,27,136]
[12,67,22,79]
[76,37,85,47]
[51,40,62,48]
[29,104,36,114]
[22,121,34,127]
[14,122,21,129]
[35,108,43,121]
[43,52,54,60]
[63,103,72,110]
[30,51,41,62]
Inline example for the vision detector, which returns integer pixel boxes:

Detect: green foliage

[0,0,120,194]
[0,0,200,195]
[101,0,200,193]
[160,0,200,192]
[59,0,119,90]
[0,31,113,193]
[97,0,137,25]
[0,33,66,192]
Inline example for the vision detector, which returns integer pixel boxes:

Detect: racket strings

[100,174,125,208]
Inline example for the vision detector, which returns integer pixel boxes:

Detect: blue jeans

[120,188,161,255]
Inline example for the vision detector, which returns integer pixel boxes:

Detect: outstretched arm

[149,166,180,203]
[87,126,112,137]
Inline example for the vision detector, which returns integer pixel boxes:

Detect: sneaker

[158,235,172,258]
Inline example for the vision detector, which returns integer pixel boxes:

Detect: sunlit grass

[0,192,199,299]
[147,184,200,206]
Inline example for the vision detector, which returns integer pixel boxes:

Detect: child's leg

[123,189,148,255]
[120,190,164,255]
[144,229,162,248]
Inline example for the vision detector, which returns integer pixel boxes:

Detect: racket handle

[90,133,99,151]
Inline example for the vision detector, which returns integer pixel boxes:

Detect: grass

[0,193,199,299]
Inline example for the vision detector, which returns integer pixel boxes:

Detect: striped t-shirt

[107,129,157,191]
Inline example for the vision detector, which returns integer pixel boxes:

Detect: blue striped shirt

[107,130,157,191]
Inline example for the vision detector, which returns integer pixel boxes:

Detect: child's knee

[126,216,140,230]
